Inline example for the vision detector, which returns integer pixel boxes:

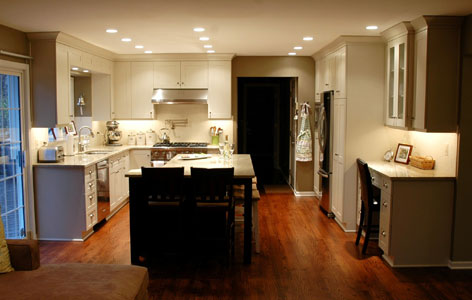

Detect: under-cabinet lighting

[83,70,89,73]
[288,52,296,56]
[71,67,79,71]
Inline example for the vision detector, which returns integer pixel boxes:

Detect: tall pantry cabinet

[313,37,387,231]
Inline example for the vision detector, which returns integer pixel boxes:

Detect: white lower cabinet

[109,152,130,213]
[129,149,151,169]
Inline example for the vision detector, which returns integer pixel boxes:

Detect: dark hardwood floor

[40,192,472,300]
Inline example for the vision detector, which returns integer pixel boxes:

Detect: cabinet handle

[336,90,340,93]
[325,83,329,86]
[150,111,153,118]
[383,201,388,207]
[383,182,389,188]
[381,231,386,237]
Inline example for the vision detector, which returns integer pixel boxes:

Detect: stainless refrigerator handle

[317,170,329,178]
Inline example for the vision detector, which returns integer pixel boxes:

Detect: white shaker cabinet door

[113,62,132,119]
[153,61,181,88]
[56,43,72,125]
[208,61,231,119]
[131,62,154,119]
[334,47,346,99]
[180,61,209,88]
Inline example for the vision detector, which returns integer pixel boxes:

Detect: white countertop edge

[367,160,456,180]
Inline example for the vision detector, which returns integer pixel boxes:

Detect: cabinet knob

[181,82,184,85]
[89,195,93,200]
[381,231,386,237]
[89,170,92,174]
[177,82,180,85]
[383,182,388,188]
[383,201,388,207]
[371,177,375,182]
[89,213,94,218]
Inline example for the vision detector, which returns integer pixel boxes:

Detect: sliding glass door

[0,71,26,238]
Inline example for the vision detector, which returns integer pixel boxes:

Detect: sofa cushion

[0,263,149,300]
[0,215,14,273]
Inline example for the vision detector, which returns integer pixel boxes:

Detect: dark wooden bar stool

[141,167,185,256]
[190,167,235,262]
[356,159,380,254]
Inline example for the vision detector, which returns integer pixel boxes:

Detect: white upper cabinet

[315,61,321,101]
[382,22,414,129]
[153,61,181,88]
[410,16,463,132]
[154,61,208,89]
[208,60,231,119]
[28,36,73,127]
[131,62,154,119]
[113,62,132,119]
[180,61,209,88]
[334,47,346,99]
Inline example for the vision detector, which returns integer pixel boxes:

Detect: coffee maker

[106,121,122,146]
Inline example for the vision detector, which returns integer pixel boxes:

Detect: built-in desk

[367,161,455,267]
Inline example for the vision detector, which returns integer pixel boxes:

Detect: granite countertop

[33,144,218,168]
[367,160,456,180]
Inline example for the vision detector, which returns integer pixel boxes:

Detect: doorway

[237,77,294,188]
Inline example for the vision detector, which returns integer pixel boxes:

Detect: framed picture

[65,121,77,135]
[394,143,413,164]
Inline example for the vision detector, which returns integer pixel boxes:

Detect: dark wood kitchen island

[126,154,256,264]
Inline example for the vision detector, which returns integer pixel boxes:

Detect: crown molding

[312,35,383,60]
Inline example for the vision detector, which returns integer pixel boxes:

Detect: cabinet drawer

[381,178,392,194]
[370,169,383,189]
[85,192,97,211]
[378,192,391,254]
[86,180,96,195]
[86,206,98,230]
[85,165,96,182]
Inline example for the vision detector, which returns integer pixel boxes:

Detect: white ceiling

[0,0,471,56]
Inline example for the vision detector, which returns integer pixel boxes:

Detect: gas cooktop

[152,142,208,148]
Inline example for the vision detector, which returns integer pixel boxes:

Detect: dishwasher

[96,159,110,223]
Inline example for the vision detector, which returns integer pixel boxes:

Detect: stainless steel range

[151,142,211,164]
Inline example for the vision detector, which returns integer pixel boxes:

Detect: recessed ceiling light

[106,29,118,33]
[303,36,313,41]
[135,45,144,49]
[199,37,210,41]
[288,52,296,56]
[366,25,378,30]
[294,46,303,50]
[144,50,153,54]
[83,69,89,73]
[121,38,132,42]
[207,50,215,53]
[193,27,205,32]
[203,45,213,49]
[71,67,79,71]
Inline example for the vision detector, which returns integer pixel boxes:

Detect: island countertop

[126,154,255,178]
[367,160,456,181]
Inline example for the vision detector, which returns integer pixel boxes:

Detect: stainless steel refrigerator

[317,91,334,218]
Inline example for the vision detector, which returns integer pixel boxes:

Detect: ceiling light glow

[144,50,153,54]
[121,38,132,42]
[303,36,313,41]
[199,37,210,41]
[106,29,118,33]
[207,50,215,53]
[135,45,144,49]
[288,52,296,56]
[294,46,303,50]
[203,45,213,48]
[366,25,378,30]
[193,27,205,32]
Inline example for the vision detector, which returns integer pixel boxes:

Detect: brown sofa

[0,239,149,300]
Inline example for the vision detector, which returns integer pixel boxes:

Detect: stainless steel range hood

[152,88,208,104]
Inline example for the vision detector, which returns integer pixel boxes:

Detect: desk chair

[356,159,380,254]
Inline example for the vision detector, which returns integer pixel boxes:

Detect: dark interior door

[237,77,291,185]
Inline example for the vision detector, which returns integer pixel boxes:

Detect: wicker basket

[409,155,435,170]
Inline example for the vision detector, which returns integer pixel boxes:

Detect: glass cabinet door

[386,37,408,128]
[396,43,406,126]
[387,46,396,122]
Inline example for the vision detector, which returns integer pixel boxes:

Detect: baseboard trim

[294,191,316,197]
[334,217,356,232]
[448,260,472,269]
[314,187,322,198]
[38,238,84,242]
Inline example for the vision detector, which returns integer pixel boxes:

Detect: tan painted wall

[232,56,316,192]
[0,24,28,64]
[452,15,472,262]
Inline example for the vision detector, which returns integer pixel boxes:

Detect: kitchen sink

[84,150,115,155]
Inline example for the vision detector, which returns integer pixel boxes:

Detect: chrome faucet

[78,126,95,153]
